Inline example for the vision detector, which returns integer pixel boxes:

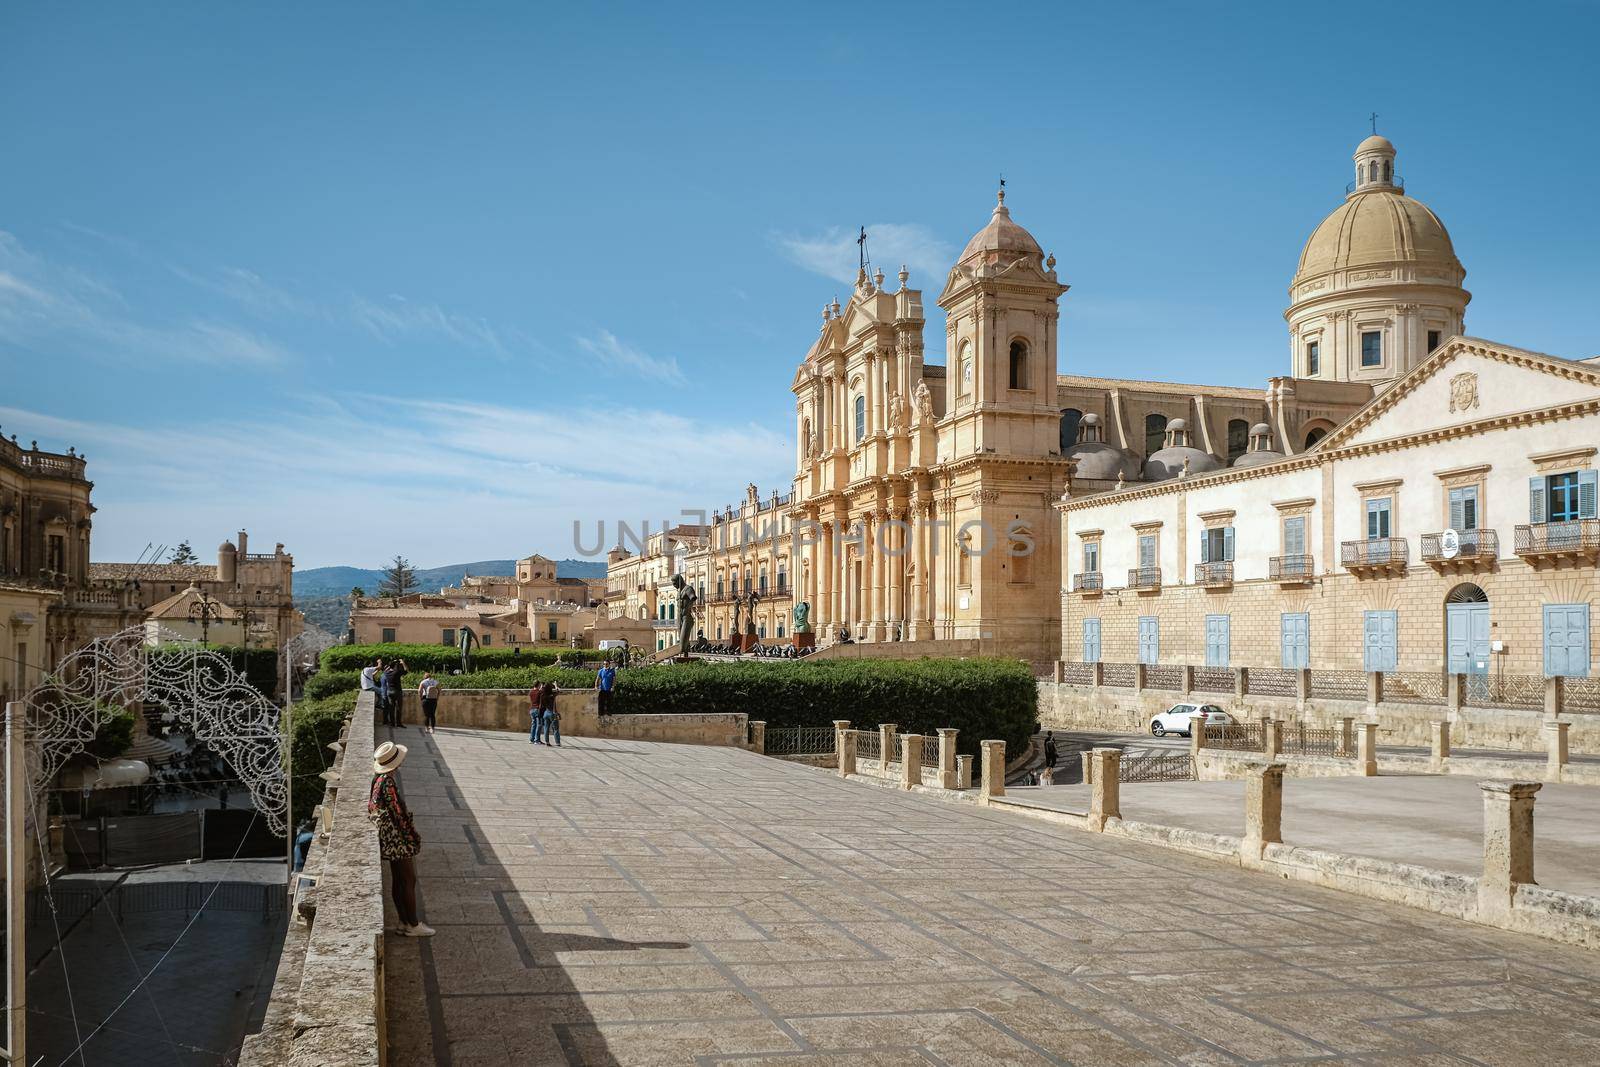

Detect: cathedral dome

[1065,414,1140,482]
[958,188,1044,266]
[1143,419,1221,482]
[1231,423,1285,468]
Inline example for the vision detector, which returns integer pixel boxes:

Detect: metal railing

[1269,554,1314,581]
[1143,664,1183,691]
[1205,722,1264,752]
[1061,662,1096,686]
[1279,722,1355,759]
[1515,520,1600,555]
[1194,561,1233,586]
[1118,752,1196,783]
[1192,666,1236,693]
[1462,674,1545,710]
[1073,572,1103,593]
[766,725,836,756]
[1384,671,1445,704]
[921,735,940,768]
[1346,175,1404,194]
[1248,667,1298,697]
[1342,538,1409,568]
[1421,529,1498,562]
[1567,678,1600,713]
[1127,567,1162,591]
[854,728,881,762]
[1309,670,1365,702]
[1100,662,1136,688]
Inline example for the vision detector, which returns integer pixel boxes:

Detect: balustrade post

[938,728,958,789]
[1545,676,1564,720]
[900,734,922,789]
[1087,748,1121,831]
[1133,663,1147,695]
[1264,719,1282,760]
[1447,673,1466,714]
[879,724,897,775]
[750,721,766,754]
[1242,762,1285,863]
[1091,661,1104,688]
[833,720,851,774]
[1053,660,1064,683]
[1357,721,1379,776]
[979,740,1006,803]
[955,754,973,789]
[1189,715,1206,760]
[1367,671,1384,707]
[838,729,857,777]
[1080,750,1094,786]
[1478,781,1541,922]
[1296,668,1312,708]
[1181,665,1194,696]
[1547,720,1569,782]
[1339,716,1354,758]
[1236,666,1249,699]
[1430,720,1450,771]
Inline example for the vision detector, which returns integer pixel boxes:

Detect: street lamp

[188,588,226,648]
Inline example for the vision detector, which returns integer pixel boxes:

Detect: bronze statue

[672,575,697,659]
[743,589,759,637]
[458,625,479,673]
[793,601,811,634]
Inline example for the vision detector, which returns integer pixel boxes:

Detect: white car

[1149,703,1231,737]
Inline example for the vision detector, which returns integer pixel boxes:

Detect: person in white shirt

[418,673,440,733]
[360,660,380,693]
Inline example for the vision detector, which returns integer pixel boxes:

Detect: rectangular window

[442,629,455,646]
[1427,330,1442,353]
[1137,616,1159,665]
[1305,340,1320,376]
[1283,515,1307,557]
[1082,618,1101,663]
[1448,486,1479,532]
[1544,604,1591,678]
[1200,527,1234,563]
[1083,542,1100,573]
[1137,534,1156,570]
[548,621,558,640]
[381,627,397,643]
[1548,472,1582,523]
[47,534,65,574]
[481,634,492,646]
[1366,497,1392,539]
[1361,331,1383,368]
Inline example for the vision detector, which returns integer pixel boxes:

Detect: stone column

[1296,668,1312,708]
[1447,673,1466,714]
[1367,671,1384,707]
[1087,748,1121,831]
[1356,721,1378,777]
[938,728,958,790]
[1090,661,1104,688]
[818,521,834,633]
[833,718,851,768]
[862,515,878,641]
[1189,716,1207,760]
[837,729,858,778]
[1429,720,1450,771]
[750,721,766,755]
[1547,720,1569,782]
[879,724,897,775]
[1242,762,1285,863]
[1133,663,1147,696]
[1053,660,1065,683]
[955,754,973,789]
[1236,666,1249,699]
[1264,719,1283,761]
[979,740,1006,803]
[899,733,922,789]
[1181,665,1194,696]
[1339,716,1355,758]
[1080,750,1094,786]
[1545,676,1564,720]
[1478,780,1541,922]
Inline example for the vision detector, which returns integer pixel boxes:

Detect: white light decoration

[24,625,287,835]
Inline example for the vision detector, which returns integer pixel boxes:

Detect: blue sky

[3,2,1596,569]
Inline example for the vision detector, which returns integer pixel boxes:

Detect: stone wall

[398,689,750,748]
[1037,679,1600,754]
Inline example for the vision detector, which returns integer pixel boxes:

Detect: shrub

[320,643,564,674]
[149,644,278,698]
[303,669,362,700]
[435,666,598,692]
[89,705,136,760]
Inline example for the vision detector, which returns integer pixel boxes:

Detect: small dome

[1233,423,1285,468]
[1064,414,1141,482]
[218,540,236,553]
[1143,419,1221,481]
[1355,134,1395,157]
[958,188,1043,266]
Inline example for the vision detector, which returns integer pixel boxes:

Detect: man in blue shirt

[595,663,617,715]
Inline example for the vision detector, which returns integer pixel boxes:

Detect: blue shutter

[1224,526,1235,562]
[1579,470,1598,520]
[1082,618,1101,663]
[1544,604,1591,678]
[1529,476,1547,523]
[1448,488,1465,531]
[1198,530,1210,564]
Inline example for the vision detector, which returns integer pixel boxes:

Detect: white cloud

[774,222,953,286]
[574,329,685,385]
[347,294,515,359]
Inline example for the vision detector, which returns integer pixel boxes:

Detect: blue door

[1280,613,1310,669]
[1544,604,1591,678]
[1204,614,1230,667]
[1137,617,1159,665]
[1363,610,1398,672]
[1082,618,1102,663]
[1446,603,1491,697]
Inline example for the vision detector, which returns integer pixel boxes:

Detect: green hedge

[303,669,362,700]
[289,689,357,827]
[435,666,599,691]
[320,643,575,673]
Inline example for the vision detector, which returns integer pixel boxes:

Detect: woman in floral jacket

[368,741,434,937]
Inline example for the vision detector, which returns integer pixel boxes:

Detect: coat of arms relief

[1448,372,1479,414]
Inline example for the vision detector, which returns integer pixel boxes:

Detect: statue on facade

[889,392,908,431]
[793,601,811,633]
[671,574,697,659]
[913,380,933,423]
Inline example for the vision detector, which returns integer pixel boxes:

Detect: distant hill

[294,558,606,598]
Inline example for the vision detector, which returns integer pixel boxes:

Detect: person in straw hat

[368,741,434,936]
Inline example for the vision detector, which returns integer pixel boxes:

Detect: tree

[378,556,418,598]
[169,541,200,565]
[350,586,366,599]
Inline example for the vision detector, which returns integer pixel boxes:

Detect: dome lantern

[1350,135,1400,195]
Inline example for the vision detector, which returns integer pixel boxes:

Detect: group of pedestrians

[358,657,441,734]
[529,681,562,745]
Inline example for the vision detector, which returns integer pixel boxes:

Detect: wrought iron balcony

[1194,561,1233,587]
[1269,554,1314,583]
[1515,520,1599,566]
[1341,537,1408,576]
[1421,529,1498,571]
[1127,567,1161,592]
[1073,571,1103,594]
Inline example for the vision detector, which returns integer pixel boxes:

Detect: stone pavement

[383,725,1600,1065]
[1016,775,1600,898]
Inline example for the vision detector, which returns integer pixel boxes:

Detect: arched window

[777,620,785,638]
[668,603,676,620]
[1304,426,1328,448]
[1008,341,1028,390]
[958,341,973,396]
[1382,160,1391,182]
[854,395,866,442]
[802,417,811,453]
[1058,408,1083,451]
[1227,419,1250,464]
[1144,413,1168,459]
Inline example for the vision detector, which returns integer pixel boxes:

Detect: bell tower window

[1008,341,1029,390]
[1360,331,1383,368]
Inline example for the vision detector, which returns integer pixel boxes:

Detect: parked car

[1149,703,1231,737]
